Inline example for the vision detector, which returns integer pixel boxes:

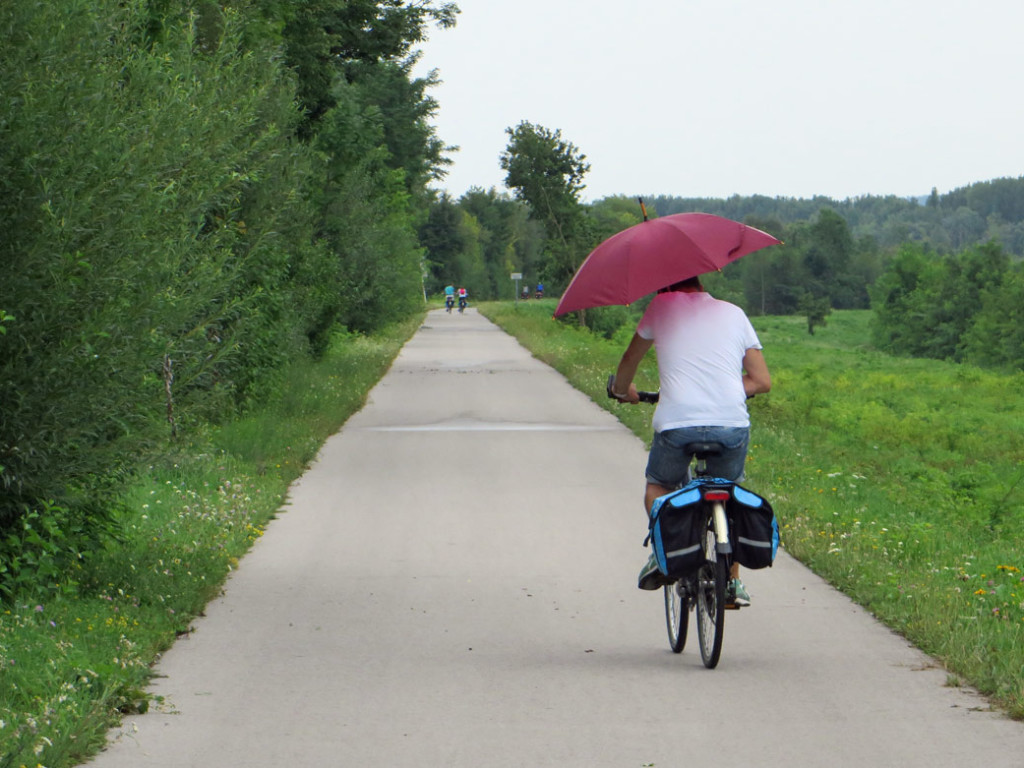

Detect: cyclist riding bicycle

[457,286,468,312]
[609,275,771,605]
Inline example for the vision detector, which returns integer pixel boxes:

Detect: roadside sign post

[511,272,522,305]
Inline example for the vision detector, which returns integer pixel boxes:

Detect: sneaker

[728,578,751,607]
[638,553,669,591]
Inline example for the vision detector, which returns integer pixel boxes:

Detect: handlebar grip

[607,374,660,404]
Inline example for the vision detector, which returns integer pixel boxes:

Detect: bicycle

[661,446,738,668]
[606,375,740,669]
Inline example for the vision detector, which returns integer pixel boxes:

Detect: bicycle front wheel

[664,580,689,653]
[696,526,727,668]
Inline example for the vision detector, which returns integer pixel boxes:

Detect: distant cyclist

[457,286,468,313]
[535,282,544,299]
[444,284,455,312]
[609,276,771,605]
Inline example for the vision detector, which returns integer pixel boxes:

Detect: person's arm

[611,333,653,403]
[742,347,771,397]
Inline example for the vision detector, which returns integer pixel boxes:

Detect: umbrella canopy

[553,213,781,316]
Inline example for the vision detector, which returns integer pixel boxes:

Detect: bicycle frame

[704,488,732,559]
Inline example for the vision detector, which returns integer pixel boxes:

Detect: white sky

[413,0,1024,203]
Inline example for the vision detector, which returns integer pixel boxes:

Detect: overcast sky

[413,0,1024,203]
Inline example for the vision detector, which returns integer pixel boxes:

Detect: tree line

[428,125,1024,364]
[646,176,1024,256]
[0,0,456,592]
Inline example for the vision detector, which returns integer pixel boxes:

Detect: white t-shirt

[636,291,761,431]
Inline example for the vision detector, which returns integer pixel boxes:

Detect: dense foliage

[871,241,1024,370]
[0,0,455,595]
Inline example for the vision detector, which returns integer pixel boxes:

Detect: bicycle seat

[683,442,725,459]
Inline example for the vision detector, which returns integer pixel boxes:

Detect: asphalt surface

[89,307,1024,767]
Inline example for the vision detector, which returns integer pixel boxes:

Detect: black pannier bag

[648,483,707,579]
[648,478,779,578]
[727,484,779,570]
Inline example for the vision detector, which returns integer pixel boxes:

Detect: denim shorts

[645,426,750,488]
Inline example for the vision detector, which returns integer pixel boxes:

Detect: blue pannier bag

[647,478,779,578]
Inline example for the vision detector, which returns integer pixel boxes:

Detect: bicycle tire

[664,580,689,653]
[696,524,727,668]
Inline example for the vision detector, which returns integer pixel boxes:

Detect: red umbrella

[553,212,781,316]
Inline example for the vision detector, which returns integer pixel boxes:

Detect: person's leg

[643,429,694,512]
[637,431,693,590]
[645,481,673,514]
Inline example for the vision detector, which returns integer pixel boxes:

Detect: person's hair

[662,276,703,292]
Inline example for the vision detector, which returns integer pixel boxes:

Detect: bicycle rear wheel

[664,580,689,653]
[696,525,727,668]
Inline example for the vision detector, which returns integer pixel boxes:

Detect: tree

[419,192,467,294]
[800,208,863,309]
[870,241,1009,361]
[943,206,986,251]
[588,195,646,243]
[0,0,333,581]
[287,1,460,331]
[457,188,543,298]
[870,243,947,356]
[500,121,591,289]
[281,0,458,138]
[963,267,1024,370]
[799,293,832,335]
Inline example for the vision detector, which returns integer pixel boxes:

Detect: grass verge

[0,317,422,768]
[481,300,1024,719]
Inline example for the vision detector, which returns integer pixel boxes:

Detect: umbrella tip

[638,197,648,222]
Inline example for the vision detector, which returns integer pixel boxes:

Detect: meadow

[481,300,1024,718]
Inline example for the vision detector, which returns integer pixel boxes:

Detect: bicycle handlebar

[607,374,659,404]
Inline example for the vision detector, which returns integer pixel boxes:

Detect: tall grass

[0,317,422,768]
[482,300,1024,718]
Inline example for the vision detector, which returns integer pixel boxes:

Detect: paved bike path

[90,308,1024,767]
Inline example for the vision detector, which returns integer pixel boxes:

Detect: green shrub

[0,0,332,587]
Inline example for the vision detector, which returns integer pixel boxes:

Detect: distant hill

[637,175,1024,257]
